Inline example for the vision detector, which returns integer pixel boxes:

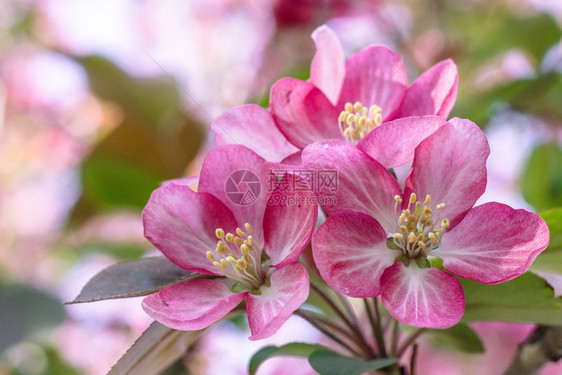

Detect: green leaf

[249,342,321,375]
[521,143,562,211]
[308,350,397,375]
[531,208,562,273]
[108,321,202,375]
[461,272,562,324]
[68,257,195,304]
[0,284,66,354]
[429,323,484,353]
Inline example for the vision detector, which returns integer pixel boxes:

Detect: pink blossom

[303,118,549,328]
[141,145,317,340]
[213,25,457,166]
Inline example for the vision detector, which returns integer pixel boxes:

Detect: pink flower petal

[264,174,318,268]
[143,184,237,274]
[142,279,247,331]
[280,150,303,166]
[270,77,343,149]
[357,116,446,168]
[337,46,408,121]
[199,145,273,247]
[313,212,399,297]
[381,262,465,328]
[302,140,402,231]
[161,175,199,187]
[405,118,489,228]
[246,263,309,340]
[435,202,549,284]
[392,59,459,119]
[309,25,345,105]
[212,104,298,162]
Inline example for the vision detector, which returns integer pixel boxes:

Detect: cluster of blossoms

[141,25,549,340]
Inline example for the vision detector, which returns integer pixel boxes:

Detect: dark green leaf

[461,272,562,324]
[429,323,484,353]
[521,143,562,211]
[249,342,321,375]
[0,284,65,354]
[108,321,202,375]
[68,257,195,304]
[308,350,396,375]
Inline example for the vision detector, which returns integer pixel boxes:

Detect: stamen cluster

[338,101,383,145]
[206,223,265,290]
[390,193,450,260]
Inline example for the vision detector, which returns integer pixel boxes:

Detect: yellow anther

[369,105,381,116]
[225,233,235,242]
[392,233,404,240]
[226,256,237,265]
[206,251,215,262]
[394,195,403,204]
[441,218,451,229]
[233,237,244,245]
[408,232,416,243]
[374,113,383,125]
[358,117,367,127]
[338,111,347,122]
[220,258,228,269]
[245,223,253,233]
[400,225,408,233]
[409,193,417,204]
[215,228,225,239]
[424,195,431,206]
[236,228,246,237]
[416,233,425,242]
[353,101,362,112]
[436,203,445,210]
[247,236,253,246]
[216,241,226,254]
[213,261,223,270]
[399,213,407,223]
[240,244,250,255]
[345,102,353,112]
[237,258,248,270]
[343,128,352,137]
[428,232,437,243]
[417,241,426,250]
[346,113,355,124]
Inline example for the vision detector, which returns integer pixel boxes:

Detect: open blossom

[141,145,317,340]
[303,118,549,328]
[212,24,457,166]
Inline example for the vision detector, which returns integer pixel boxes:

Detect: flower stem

[390,319,399,356]
[410,343,419,375]
[364,298,387,358]
[397,328,427,358]
[295,309,363,358]
[310,281,375,358]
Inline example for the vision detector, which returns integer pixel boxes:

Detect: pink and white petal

[161,175,199,188]
[302,139,402,231]
[337,46,408,121]
[212,104,298,162]
[246,263,309,340]
[264,174,318,268]
[357,116,446,168]
[393,59,458,119]
[270,78,343,149]
[435,202,549,284]
[280,150,303,166]
[381,262,464,328]
[142,279,247,331]
[199,145,273,247]
[309,25,345,105]
[143,184,237,274]
[313,212,399,297]
[405,118,490,228]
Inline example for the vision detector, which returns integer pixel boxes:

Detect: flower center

[338,101,383,145]
[389,193,450,261]
[206,223,266,291]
